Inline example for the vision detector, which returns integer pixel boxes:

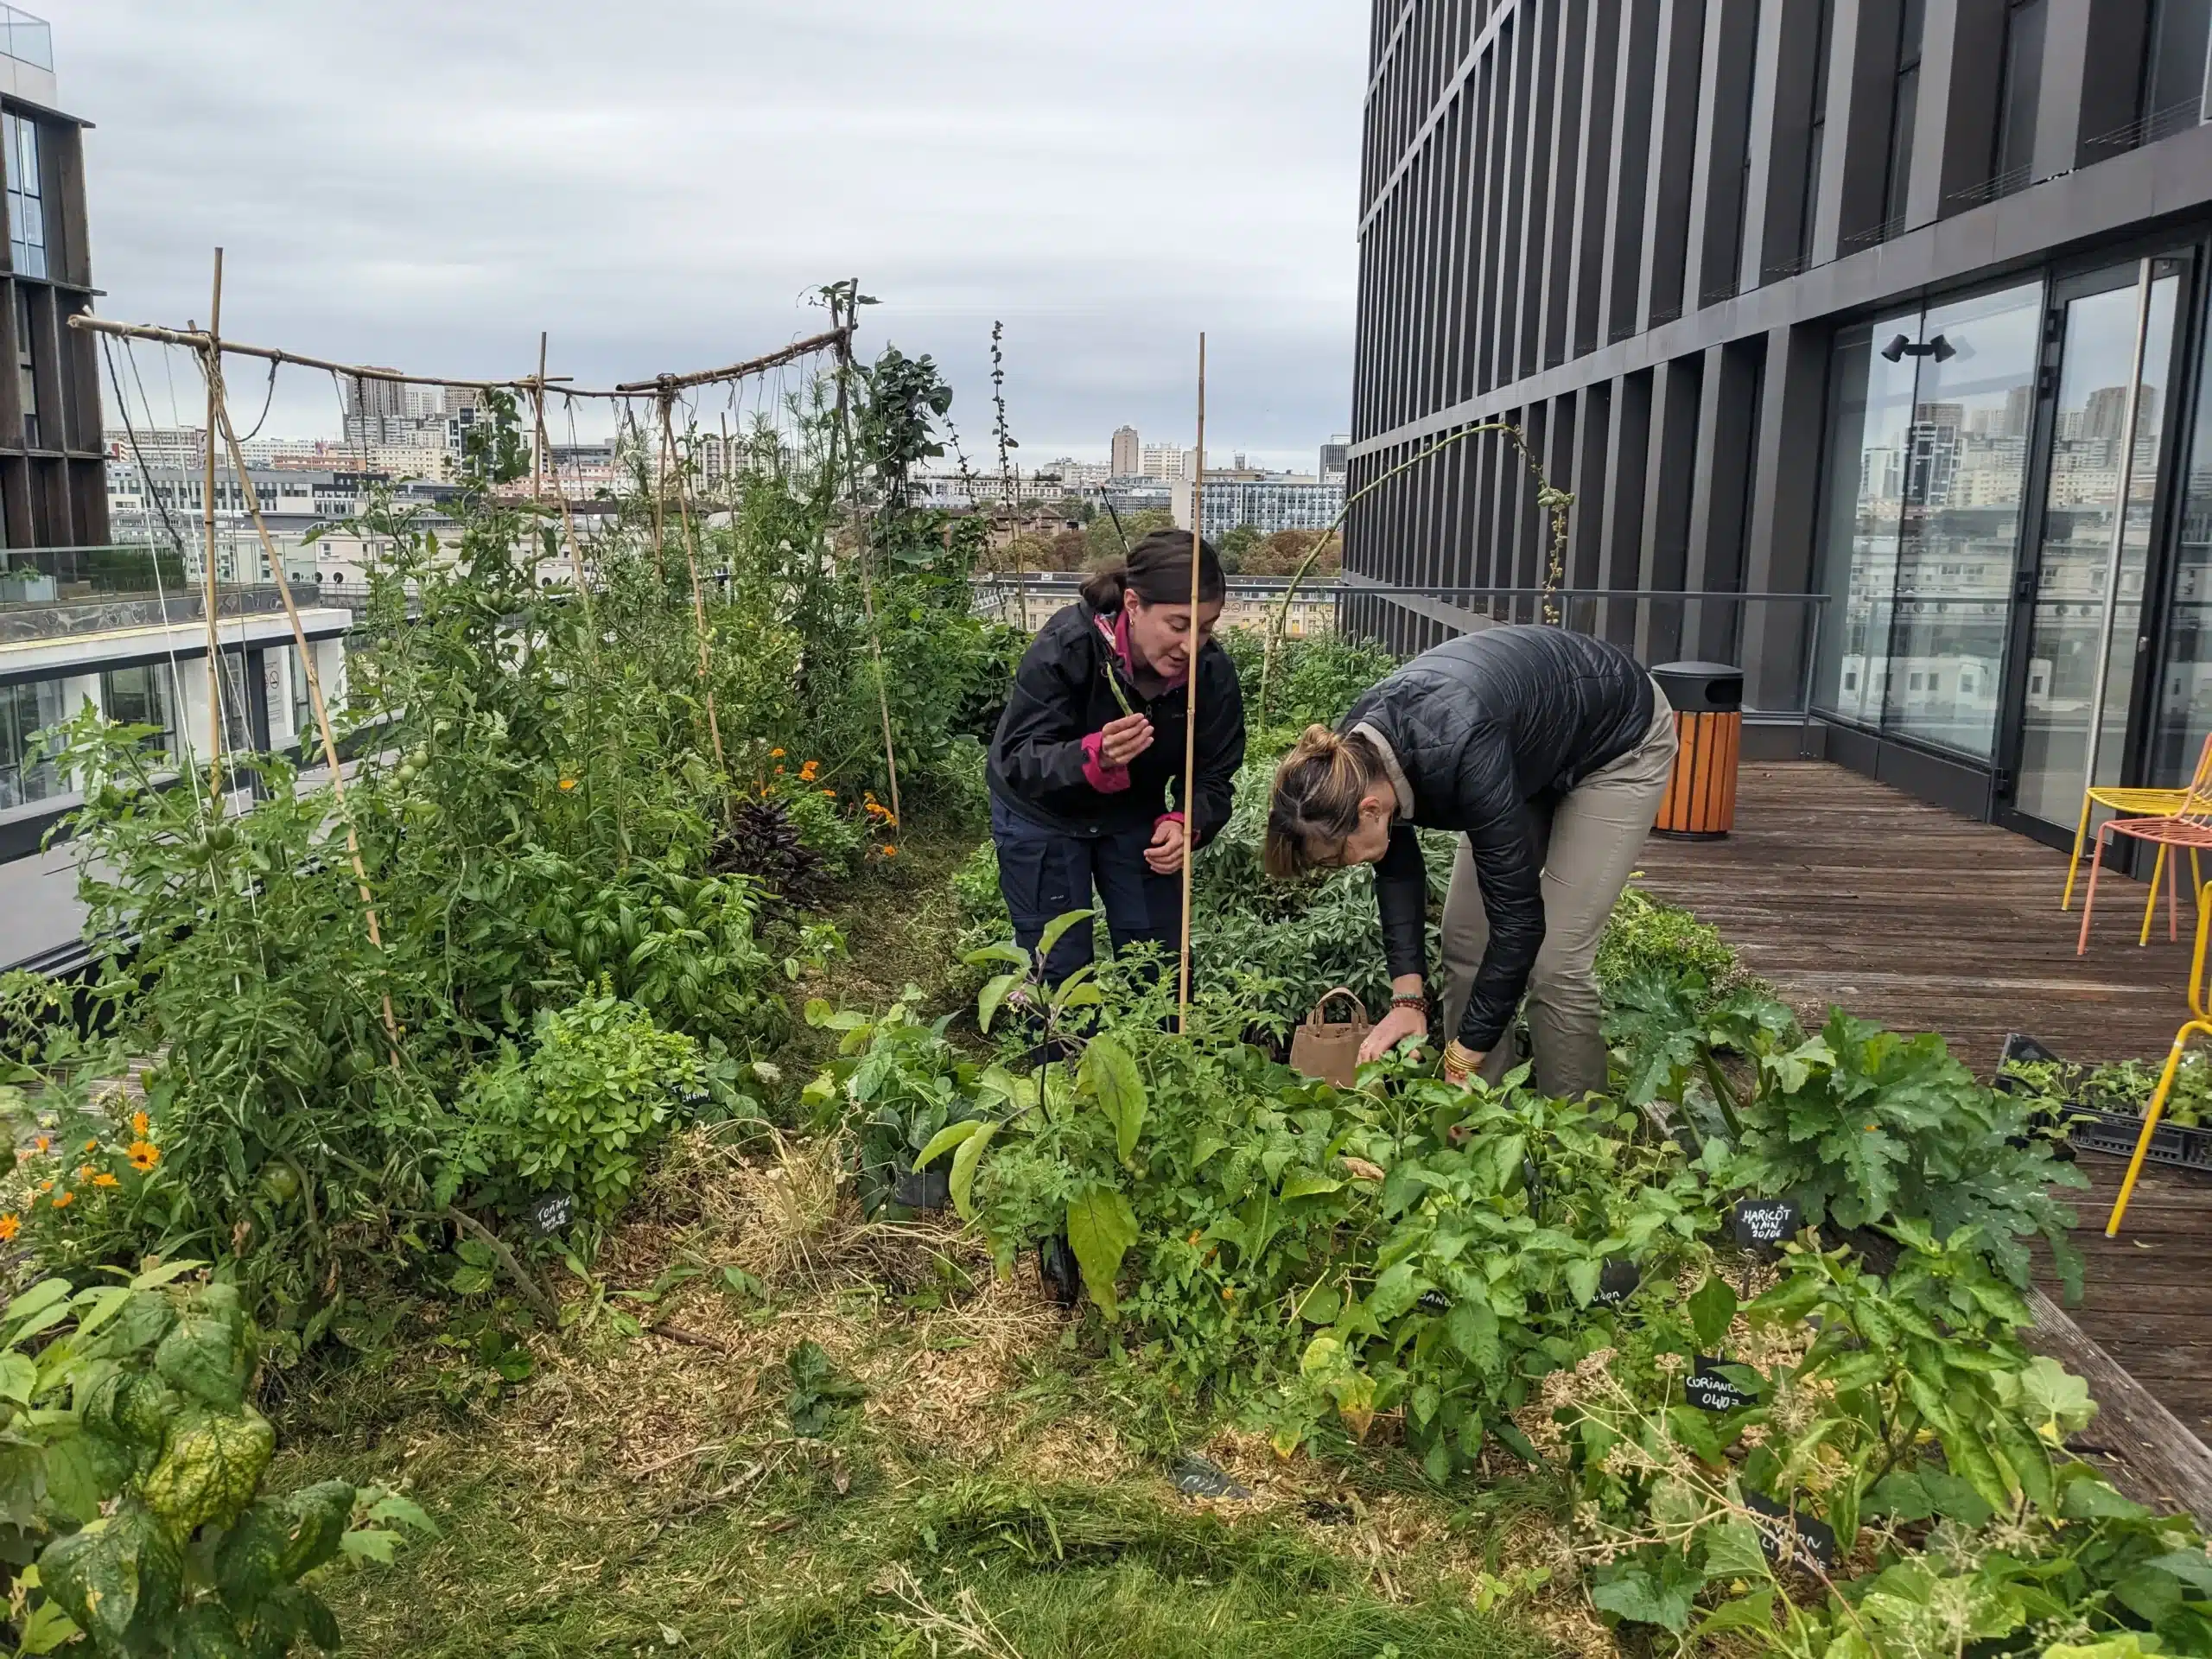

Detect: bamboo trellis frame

[79,289,892,982]
[1176,335,1206,1033]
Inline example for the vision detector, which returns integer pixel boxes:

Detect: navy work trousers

[990,796,1184,988]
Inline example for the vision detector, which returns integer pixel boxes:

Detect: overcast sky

[52,1,1365,470]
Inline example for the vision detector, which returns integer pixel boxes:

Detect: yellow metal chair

[2064,731,2212,918]
[2105,876,2212,1237]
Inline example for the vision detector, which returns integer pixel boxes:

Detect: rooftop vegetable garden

[0,335,2204,1659]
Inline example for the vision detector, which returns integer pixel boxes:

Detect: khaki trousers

[1438,685,1678,1098]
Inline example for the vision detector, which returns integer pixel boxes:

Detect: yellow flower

[132,1111,149,1137]
[770,747,785,759]
[0,1215,17,1242]
[820,788,836,798]
[92,1173,118,1189]
[126,1142,160,1173]
[82,1140,99,1153]
[75,1165,92,1182]
[35,1180,51,1193]
[51,1191,73,1210]
[558,778,578,791]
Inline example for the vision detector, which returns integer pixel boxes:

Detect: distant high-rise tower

[1141,442,1186,480]
[1319,434,1350,480]
[1110,425,1141,478]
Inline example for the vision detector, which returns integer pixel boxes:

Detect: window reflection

[2153,272,2212,789]
[1814,279,2043,760]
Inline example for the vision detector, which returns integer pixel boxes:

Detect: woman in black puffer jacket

[1263,625,1675,1097]
[988,530,1246,986]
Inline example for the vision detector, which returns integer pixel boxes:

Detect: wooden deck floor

[1632,762,2212,1446]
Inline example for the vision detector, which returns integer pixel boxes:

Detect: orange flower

[82,1140,99,1153]
[92,1173,118,1189]
[774,766,785,775]
[798,761,819,781]
[132,1111,149,1137]
[51,1191,73,1210]
[819,789,836,798]
[126,1142,160,1173]
[770,747,785,759]
[879,844,898,857]
[558,778,578,791]
[75,1165,92,1182]
[32,1136,48,1155]
[0,1215,17,1242]
[36,1180,51,1193]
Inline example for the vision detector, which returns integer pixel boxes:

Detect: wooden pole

[659,394,732,808]
[830,287,904,839]
[67,312,849,401]
[198,249,226,804]
[1177,334,1206,1033]
[203,345,403,1059]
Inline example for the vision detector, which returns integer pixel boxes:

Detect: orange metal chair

[2064,731,2212,912]
[2106,878,2212,1237]
[2074,796,2212,954]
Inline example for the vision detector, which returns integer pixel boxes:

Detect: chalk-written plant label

[1685,1355,1759,1412]
[1417,1289,1451,1313]
[1731,1197,1802,1249]
[1592,1258,1640,1306]
[1741,1488,1839,1571]
[527,1192,576,1237]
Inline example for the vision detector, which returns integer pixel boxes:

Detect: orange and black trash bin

[1651,661,1744,841]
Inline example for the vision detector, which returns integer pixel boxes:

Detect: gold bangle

[1441,1039,1478,1080]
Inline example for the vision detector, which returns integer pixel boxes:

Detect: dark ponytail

[1080,528,1227,613]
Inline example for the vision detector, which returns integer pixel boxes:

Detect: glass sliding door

[1812,278,2043,760]
[2152,270,2212,788]
[1881,283,2043,756]
[2011,260,2183,834]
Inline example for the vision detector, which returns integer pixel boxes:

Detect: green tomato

[397,763,417,785]
[257,1162,302,1205]
[406,745,429,770]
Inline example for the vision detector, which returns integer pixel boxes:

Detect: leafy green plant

[0,1263,433,1656]
[799,995,991,1217]
[458,982,717,1226]
[1613,970,2090,1297]
[781,1338,868,1438]
[2002,1050,2212,1128]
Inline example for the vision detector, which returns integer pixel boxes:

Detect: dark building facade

[1347,0,2212,852]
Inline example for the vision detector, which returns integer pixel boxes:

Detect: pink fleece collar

[1096,609,1188,691]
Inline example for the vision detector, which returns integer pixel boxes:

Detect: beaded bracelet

[1389,993,1430,1014]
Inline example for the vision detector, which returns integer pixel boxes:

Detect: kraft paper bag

[1289,987,1370,1088]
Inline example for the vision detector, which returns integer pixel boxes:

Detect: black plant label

[1742,1488,1839,1571]
[1685,1355,1758,1412]
[528,1191,576,1237]
[1592,1258,1640,1306]
[1732,1197,1801,1249]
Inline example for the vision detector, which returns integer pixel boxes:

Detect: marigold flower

[51,1191,72,1210]
[558,778,578,791]
[75,1166,92,1182]
[770,747,785,759]
[775,766,785,775]
[0,1215,17,1242]
[879,845,897,857]
[820,788,836,798]
[132,1111,149,1137]
[82,1140,99,1153]
[36,1180,51,1193]
[32,1136,48,1154]
[126,1142,160,1173]
[92,1173,118,1189]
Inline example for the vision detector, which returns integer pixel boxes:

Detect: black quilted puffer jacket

[1340,625,1655,1052]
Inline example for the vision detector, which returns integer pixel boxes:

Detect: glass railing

[0,7,51,73]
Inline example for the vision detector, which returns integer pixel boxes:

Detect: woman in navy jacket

[986,530,1246,985]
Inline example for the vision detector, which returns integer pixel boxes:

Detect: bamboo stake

[649,395,671,582]
[198,250,226,804]
[67,312,848,400]
[1177,334,1206,1033]
[830,287,904,839]
[204,349,403,1059]
[659,393,732,809]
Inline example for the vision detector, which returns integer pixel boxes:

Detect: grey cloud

[54,0,1363,467]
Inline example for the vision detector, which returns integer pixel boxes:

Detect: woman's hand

[1097,712,1154,766]
[1144,817,1186,874]
[1358,1002,1429,1064]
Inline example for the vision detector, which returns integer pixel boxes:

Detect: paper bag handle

[1306,987,1369,1029]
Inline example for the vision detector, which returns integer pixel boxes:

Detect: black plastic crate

[1995,1033,2212,1173]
